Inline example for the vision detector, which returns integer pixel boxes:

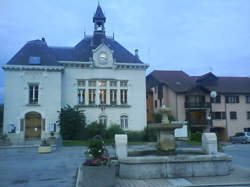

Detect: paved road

[0,146,86,187]
[0,144,249,187]
[223,143,250,169]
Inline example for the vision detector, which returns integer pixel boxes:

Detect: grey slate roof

[6,4,143,66]
[7,36,143,66]
[7,39,59,66]
[93,4,106,21]
[147,70,250,94]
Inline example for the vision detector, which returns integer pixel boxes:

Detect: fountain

[149,106,183,154]
[115,106,232,179]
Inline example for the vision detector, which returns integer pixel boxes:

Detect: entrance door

[25,112,42,139]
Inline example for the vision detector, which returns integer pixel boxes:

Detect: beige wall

[211,95,250,138]
[151,85,250,139]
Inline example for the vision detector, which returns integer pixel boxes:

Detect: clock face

[99,52,108,64]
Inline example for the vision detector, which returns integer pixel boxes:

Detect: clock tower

[93,3,106,45]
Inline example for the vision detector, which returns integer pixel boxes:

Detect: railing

[185,102,211,109]
[187,119,209,127]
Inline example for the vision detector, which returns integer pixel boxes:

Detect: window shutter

[211,112,215,119]
[217,95,221,103]
[222,112,226,119]
[236,96,239,103]
[20,119,24,131]
[42,119,46,131]
[225,96,229,103]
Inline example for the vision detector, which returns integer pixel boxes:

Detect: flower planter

[38,146,52,153]
[79,165,115,187]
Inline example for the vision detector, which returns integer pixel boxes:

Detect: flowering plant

[84,135,109,166]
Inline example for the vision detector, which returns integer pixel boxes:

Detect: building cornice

[2,65,64,71]
[59,60,149,70]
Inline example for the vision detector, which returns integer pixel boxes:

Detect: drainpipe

[176,94,178,120]
[225,98,229,140]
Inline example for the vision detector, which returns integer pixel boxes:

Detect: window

[211,95,221,103]
[89,89,96,104]
[110,89,117,104]
[110,81,117,87]
[246,96,250,103]
[247,112,250,120]
[226,96,239,103]
[29,84,39,104]
[29,56,40,65]
[99,115,107,127]
[98,80,107,87]
[48,123,56,132]
[78,89,85,104]
[120,115,128,129]
[212,112,226,120]
[8,124,16,133]
[99,89,106,104]
[230,111,237,120]
[120,80,128,87]
[77,80,85,87]
[88,80,96,87]
[120,89,127,104]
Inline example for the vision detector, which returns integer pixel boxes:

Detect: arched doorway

[25,112,42,139]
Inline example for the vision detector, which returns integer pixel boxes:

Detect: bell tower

[93,3,106,36]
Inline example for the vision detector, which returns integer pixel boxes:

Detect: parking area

[0,146,86,187]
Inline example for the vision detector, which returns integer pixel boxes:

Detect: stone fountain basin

[119,153,232,179]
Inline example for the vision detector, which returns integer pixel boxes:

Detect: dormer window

[29,56,40,65]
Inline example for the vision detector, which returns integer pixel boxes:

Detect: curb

[0,145,56,149]
[75,167,82,187]
[183,182,250,187]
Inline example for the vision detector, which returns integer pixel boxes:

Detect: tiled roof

[147,70,250,94]
[149,70,193,92]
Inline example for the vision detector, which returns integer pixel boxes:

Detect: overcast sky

[0,0,250,102]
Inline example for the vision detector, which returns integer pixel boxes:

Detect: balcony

[187,119,209,127]
[185,102,211,109]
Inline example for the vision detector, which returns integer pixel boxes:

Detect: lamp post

[206,91,217,132]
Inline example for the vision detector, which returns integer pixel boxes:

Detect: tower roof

[93,4,106,22]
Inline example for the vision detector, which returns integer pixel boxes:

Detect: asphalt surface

[0,146,86,187]
[0,143,250,187]
[223,143,250,169]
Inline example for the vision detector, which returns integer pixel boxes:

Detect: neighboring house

[146,70,250,140]
[2,4,148,143]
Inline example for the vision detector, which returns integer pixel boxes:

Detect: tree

[58,105,86,140]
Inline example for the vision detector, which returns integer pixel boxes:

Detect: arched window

[99,115,107,127]
[120,115,128,129]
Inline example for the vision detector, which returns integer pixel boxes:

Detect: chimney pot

[135,49,139,58]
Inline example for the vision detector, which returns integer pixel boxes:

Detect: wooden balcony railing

[185,102,211,109]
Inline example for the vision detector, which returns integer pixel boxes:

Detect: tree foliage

[58,105,86,140]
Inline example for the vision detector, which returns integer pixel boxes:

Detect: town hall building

[2,5,148,143]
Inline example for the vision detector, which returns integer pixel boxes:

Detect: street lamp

[207,91,217,132]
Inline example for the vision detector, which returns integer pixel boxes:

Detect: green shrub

[153,113,162,123]
[105,124,125,139]
[190,132,202,142]
[126,130,145,142]
[58,105,86,140]
[143,126,157,142]
[87,138,105,159]
[86,121,106,138]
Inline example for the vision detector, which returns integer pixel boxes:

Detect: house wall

[62,67,147,131]
[3,70,62,142]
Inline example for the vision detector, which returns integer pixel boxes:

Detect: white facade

[2,44,148,142]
